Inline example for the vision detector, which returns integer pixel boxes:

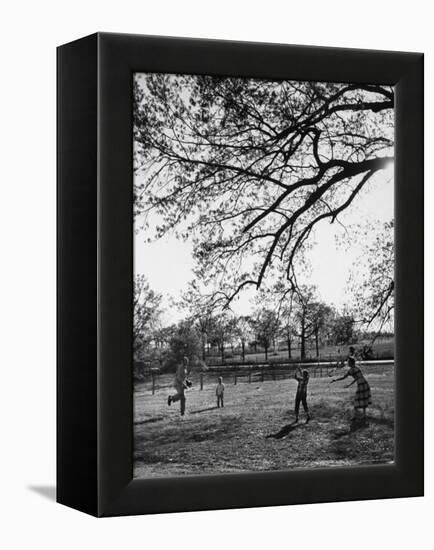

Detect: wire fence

[204,348,393,366]
[140,360,394,395]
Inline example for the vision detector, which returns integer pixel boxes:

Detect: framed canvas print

[57,33,424,517]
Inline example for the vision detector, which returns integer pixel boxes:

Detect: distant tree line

[133,275,367,373]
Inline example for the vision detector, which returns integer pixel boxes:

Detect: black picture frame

[57,32,424,517]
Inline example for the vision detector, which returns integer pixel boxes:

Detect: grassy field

[133,364,394,478]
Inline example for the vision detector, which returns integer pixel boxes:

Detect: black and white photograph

[0,0,429,541]
[132,73,395,478]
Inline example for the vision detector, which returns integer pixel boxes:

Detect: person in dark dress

[331,354,372,423]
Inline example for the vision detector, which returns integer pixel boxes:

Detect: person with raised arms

[331,350,371,424]
[168,356,192,416]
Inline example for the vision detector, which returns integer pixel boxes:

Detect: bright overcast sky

[134,164,394,323]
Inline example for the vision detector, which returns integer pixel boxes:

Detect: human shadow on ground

[333,415,394,440]
[332,417,374,439]
[189,406,219,415]
[266,421,302,439]
[367,416,394,429]
[134,416,165,425]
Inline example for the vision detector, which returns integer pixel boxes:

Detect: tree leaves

[134,74,394,318]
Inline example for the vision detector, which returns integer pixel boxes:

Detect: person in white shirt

[216,376,225,408]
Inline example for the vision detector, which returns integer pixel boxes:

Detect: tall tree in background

[308,302,334,357]
[279,303,297,359]
[164,320,202,372]
[133,275,163,358]
[179,282,215,361]
[208,313,237,363]
[292,285,318,359]
[134,75,394,317]
[251,309,280,361]
[331,313,355,346]
[234,315,252,362]
[257,278,297,359]
[351,220,394,337]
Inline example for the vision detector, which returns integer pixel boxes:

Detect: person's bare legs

[294,393,301,422]
[350,408,359,429]
[169,388,186,415]
[302,394,310,422]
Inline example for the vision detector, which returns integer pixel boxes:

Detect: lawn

[133,364,394,478]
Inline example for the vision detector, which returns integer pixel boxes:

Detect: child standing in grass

[216,376,225,408]
[294,366,310,423]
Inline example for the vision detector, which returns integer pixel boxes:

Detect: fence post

[152,373,155,395]
[200,373,203,390]
[234,375,237,385]
[249,369,252,383]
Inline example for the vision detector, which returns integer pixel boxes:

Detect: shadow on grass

[266,421,301,439]
[332,427,355,440]
[367,416,394,429]
[135,415,241,449]
[189,406,219,415]
[134,416,165,425]
[331,416,387,439]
